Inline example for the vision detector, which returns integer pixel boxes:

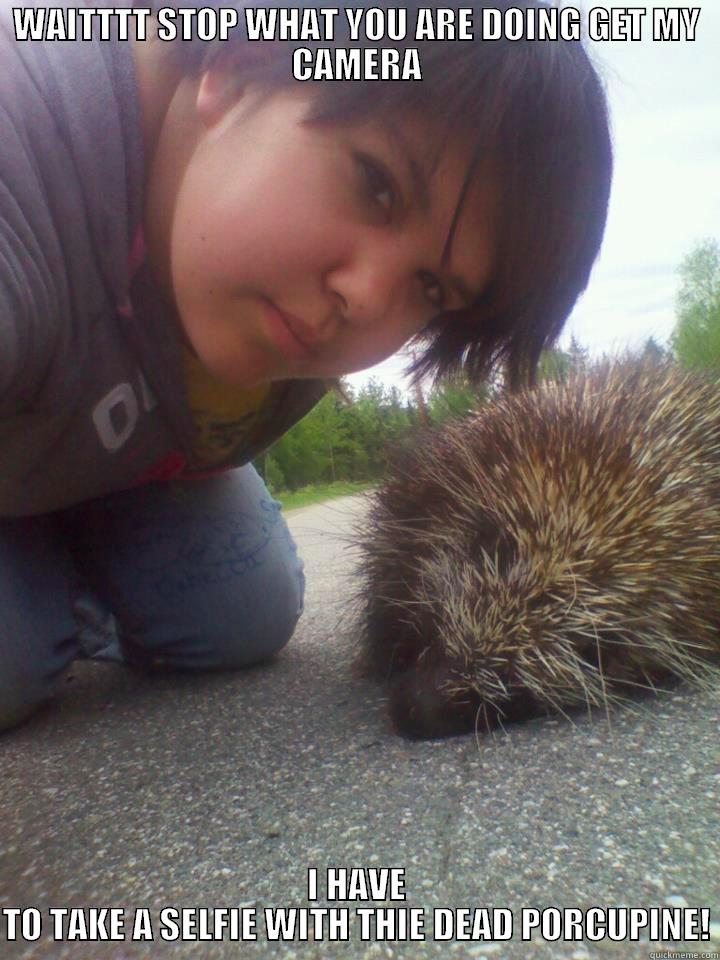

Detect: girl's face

[146,76,497,389]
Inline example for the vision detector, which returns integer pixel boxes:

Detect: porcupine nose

[389,667,481,739]
[389,665,549,739]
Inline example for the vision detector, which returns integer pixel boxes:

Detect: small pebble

[664,894,688,908]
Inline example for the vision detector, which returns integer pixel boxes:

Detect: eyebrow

[383,126,480,311]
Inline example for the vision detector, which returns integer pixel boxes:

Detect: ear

[195,66,244,128]
[194,43,280,129]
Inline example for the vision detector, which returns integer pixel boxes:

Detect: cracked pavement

[1,494,719,959]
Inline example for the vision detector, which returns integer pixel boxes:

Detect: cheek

[339,319,423,374]
[171,183,267,289]
[171,177,342,300]
[179,133,353,287]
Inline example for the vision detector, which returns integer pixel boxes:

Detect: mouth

[263,299,321,360]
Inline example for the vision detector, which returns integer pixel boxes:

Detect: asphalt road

[1,493,718,960]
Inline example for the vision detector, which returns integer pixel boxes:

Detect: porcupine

[356,356,720,739]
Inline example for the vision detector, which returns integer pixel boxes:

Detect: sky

[347,2,720,395]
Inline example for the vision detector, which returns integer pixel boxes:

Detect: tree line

[256,238,720,493]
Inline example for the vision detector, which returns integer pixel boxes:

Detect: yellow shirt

[181,344,271,468]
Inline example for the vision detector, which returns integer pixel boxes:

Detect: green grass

[274,480,376,512]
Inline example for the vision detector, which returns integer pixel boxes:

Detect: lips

[279,307,322,351]
[264,299,321,360]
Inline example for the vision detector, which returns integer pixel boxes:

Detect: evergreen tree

[427,374,487,425]
[639,336,668,365]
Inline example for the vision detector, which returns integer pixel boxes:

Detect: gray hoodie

[0,4,326,517]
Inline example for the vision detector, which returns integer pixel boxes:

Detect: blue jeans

[0,466,305,732]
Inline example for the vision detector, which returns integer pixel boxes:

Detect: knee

[135,538,307,672]
[95,468,308,673]
[208,549,306,669]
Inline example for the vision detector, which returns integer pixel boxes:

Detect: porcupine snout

[362,508,552,738]
[386,659,546,739]
[393,530,568,737]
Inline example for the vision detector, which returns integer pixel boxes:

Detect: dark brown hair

[179,1,613,391]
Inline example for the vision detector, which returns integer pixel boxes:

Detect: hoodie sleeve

[0,103,65,413]
[0,2,144,415]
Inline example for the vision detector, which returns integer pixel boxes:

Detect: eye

[419,270,446,310]
[356,153,396,220]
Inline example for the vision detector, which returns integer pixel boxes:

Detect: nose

[325,235,428,329]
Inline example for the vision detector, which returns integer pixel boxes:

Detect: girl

[0,0,612,730]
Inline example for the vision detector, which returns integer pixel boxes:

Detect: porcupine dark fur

[355,356,720,739]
